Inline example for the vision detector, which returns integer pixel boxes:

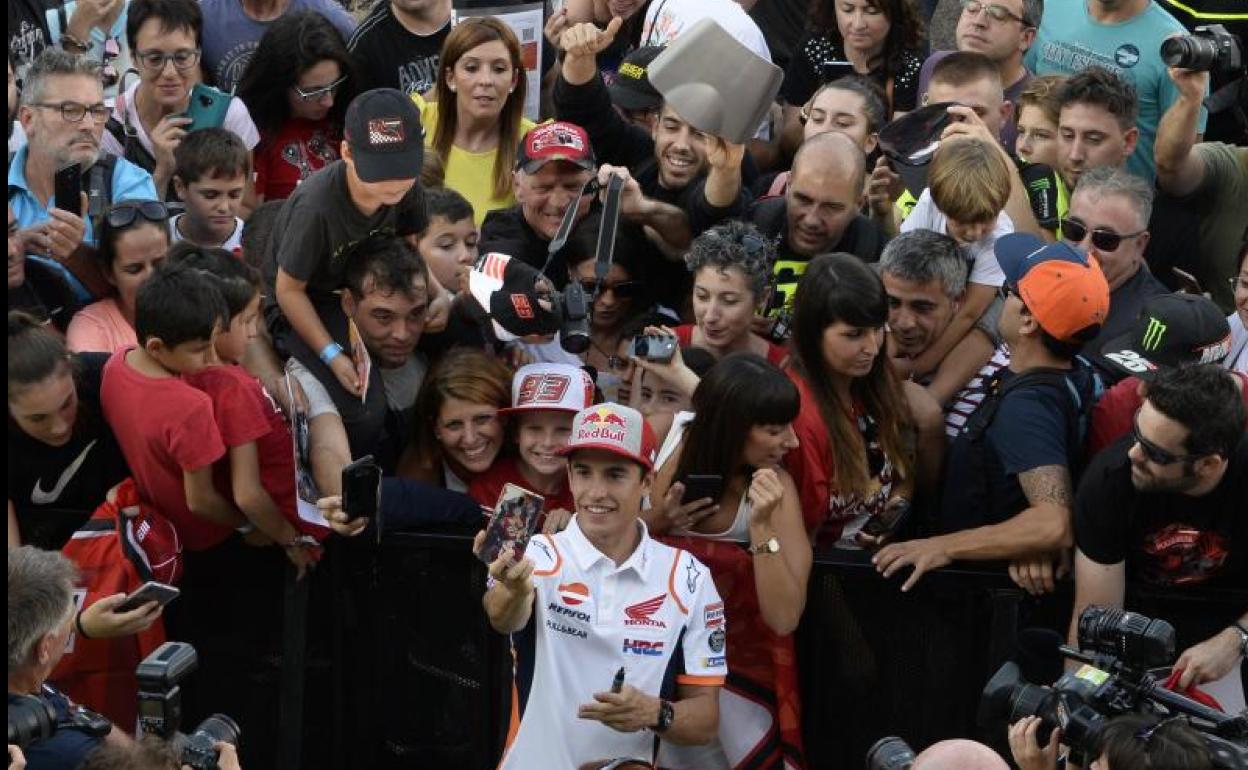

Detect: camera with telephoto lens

[7,693,57,749]
[554,279,591,355]
[1161,25,1243,75]
[865,736,916,770]
[136,641,241,770]
[980,606,1248,769]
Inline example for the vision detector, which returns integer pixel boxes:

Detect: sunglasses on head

[580,279,644,299]
[105,200,170,228]
[1062,217,1145,252]
[1131,412,1201,466]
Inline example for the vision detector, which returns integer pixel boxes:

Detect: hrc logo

[623,638,664,656]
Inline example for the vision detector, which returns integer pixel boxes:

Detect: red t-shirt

[467,455,575,519]
[182,365,298,530]
[1088,371,1248,457]
[101,350,229,551]
[253,118,341,202]
[673,324,788,368]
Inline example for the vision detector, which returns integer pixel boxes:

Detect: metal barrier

[283,529,1246,770]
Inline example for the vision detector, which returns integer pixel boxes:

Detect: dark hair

[97,201,172,273]
[809,0,926,108]
[78,735,180,770]
[789,253,914,496]
[1092,715,1212,770]
[165,242,261,318]
[126,0,203,52]
[423,187,475,227]
[807,74,889,135]
[8,311,73,399]
[673,353,799,482]
[1015,294,1096,359]
[342,235,428,301]
[929,50,1002,91]
[238,199,285,270]
[173,127,251,185]
[134,261,228,346]
[235,11,358,136]
[1056,66,1139,131]
[684,220,776,302]
[681,346,716,378]
[1146,365,1246,459]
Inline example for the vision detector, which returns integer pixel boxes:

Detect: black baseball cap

[608,46,665,112]
[1099,293,1231,380]
[343,88,424,183]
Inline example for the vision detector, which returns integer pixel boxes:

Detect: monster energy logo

[1141,317,1167,351]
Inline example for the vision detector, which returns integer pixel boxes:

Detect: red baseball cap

[557,403,657,470]
[517,122,596,174]
[995,233,1110,344]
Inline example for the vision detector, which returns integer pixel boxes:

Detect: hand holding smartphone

[54,163,83,217]
[680,474,724,505]
[115,581,180,613]
[341,455,381,521]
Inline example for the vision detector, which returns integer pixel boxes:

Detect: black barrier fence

[263,529,1245,770]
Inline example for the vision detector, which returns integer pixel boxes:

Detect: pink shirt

[66,298,137,354]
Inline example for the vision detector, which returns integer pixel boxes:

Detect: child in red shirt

[172,246,323,576]
[100,262,244,552]
[467,363,595,531]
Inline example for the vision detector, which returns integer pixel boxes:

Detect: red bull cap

[557,403,657,470]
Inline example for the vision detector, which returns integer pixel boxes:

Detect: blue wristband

[319,342,344,364]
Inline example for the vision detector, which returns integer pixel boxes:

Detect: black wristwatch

[651,699,674,733]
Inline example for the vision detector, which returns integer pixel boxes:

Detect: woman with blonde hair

[413,17,535,225]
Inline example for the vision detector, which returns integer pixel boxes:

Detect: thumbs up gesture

[560,16,624,60]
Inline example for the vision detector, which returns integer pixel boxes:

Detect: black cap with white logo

[1099,293,1231,380]
[343,88,424,183]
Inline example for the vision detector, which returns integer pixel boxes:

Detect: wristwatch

[1232,622,1248,657]
[651,699,675,733]
[749,536,780,555]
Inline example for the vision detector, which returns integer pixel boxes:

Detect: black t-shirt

[8,0,52,78]
[262,160,426,299]
[1076,434,1247,590]
[347,5,450,95]
[8,260,82,332]
[938,362,1099,531]
[478,204,573,289]
[781,34,924,114]
[7,354,130,549]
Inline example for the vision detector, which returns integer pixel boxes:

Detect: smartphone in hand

[115,581,180,613]
[341,455,381,521]
[185,83,231,132]
[680,474,724,505]
[54,163,83,217]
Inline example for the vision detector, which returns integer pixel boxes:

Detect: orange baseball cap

[995,234,1110,344]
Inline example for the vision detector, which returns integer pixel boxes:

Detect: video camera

[980,606,1248,769]
[136,641,241,770]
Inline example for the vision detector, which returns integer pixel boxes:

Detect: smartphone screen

[54,163,82,217]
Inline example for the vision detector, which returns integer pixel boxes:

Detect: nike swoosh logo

[31,440,98,505]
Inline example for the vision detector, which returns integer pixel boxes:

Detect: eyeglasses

[997,283,1019,301]
[960,0,1031,25]
[31,101,110,123]
[104,201,171,228]
[580,279,644,299]
[1231,274,1248,293]
[292,75,348,102]
[135,48,201,73]
[1131,412,1201,466]
[1062,217,1146,252]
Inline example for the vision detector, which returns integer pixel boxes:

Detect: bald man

[748,131,887,320]
[915,739,1010,770]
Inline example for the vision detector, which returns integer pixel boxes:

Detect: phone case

[186,83,231,132]
[681,474,724,504]
[54,163,82,216]
[341,455,381,520]
[477,484,545,565]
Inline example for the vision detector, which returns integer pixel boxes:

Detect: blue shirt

[1025,0,1208,183]
[7,687,104,770]
[200,0,356,91]
[8,146,158,301]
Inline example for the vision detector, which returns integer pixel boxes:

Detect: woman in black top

[7,311,130,548]
[780,0,926,148]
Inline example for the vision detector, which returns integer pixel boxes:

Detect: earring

[508,86,515,93]
[449,84,457,92]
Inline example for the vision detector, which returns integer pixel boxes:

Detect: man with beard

[8,49,157,301]
[1071,364,1247,693]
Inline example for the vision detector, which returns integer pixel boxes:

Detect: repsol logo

[548,602,591,622]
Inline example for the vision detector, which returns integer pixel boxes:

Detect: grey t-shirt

[288,353,427,420]
[263,161,426,299]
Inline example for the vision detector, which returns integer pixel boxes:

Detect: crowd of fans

[6,0,1247,767]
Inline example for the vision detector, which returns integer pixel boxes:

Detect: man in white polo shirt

[476,403,726,770]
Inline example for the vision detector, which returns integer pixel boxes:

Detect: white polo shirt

[499,516,727,770]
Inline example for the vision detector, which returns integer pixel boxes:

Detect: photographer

[76,735,241,770]
[1008,713,1213,770]
[8,546,130,770]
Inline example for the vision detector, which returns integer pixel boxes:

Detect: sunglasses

[580,279,644,299]
[997,283,1018,301]
[105,201,170,228]
[1062,217,1145,252]
[1131,412,1200,466]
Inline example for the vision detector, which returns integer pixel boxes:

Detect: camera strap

[593,174,625,292]
[540,177,601,278]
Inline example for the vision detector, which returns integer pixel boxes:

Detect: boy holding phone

[169,128,249,253]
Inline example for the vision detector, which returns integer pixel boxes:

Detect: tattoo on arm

[1018,465,1073,508]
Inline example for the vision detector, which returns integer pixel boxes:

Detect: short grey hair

[20,48,103,109]
[684,220,776,300]
[879,230,969,299]
[8,546,79,672]
[1073,166,1154,229]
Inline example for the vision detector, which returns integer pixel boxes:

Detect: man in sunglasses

[1064,166,1168,362]
[1071,364,1248,695]
[9,49,158,302]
